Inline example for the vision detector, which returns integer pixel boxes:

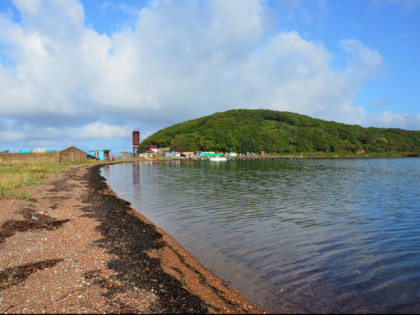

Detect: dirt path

[0,163,266,313]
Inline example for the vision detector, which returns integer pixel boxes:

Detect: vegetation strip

[141,109,420,156]
[0,161,86,199]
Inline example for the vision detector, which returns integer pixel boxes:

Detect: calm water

[102,158,420,313]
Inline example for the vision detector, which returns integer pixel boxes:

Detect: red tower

[132,129,140,155]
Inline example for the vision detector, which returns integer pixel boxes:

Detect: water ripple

[102,158,420,313]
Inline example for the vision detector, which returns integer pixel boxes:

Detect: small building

[149,145,158,153]
[60,146,87,162]
[117,151,133,159]
[88,149,111,161]
[32,148,48,153]
[201,152,221,158]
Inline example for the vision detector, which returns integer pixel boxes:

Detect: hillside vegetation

[140,109,420,156]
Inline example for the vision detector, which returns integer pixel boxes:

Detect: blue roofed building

[88,149,111,161]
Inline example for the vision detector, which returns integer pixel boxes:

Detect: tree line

[140,109,420,155]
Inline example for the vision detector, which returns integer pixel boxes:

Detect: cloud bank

[0,0,418,150]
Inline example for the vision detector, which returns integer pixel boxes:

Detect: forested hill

[140,109,420,155]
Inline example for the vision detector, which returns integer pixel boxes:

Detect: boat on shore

[209,156,227,161]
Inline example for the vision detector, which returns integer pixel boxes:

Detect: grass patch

[0,161,84,199]
[18,190,31,200]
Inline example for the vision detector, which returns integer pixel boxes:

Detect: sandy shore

[0,163,266,313]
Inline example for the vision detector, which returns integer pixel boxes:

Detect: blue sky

[0,0,419,155]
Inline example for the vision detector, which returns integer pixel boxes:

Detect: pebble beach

[0,163,265,314]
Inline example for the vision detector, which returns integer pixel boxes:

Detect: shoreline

[130,152,418,164]
[0,163,266,313]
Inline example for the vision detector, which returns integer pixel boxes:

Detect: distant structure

[88,149,111,161]
[132,129,140,156]
[0,146,87,163]
[117,152,133,159]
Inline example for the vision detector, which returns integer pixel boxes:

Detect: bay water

[102,158,420,313]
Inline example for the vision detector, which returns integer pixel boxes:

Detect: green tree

[139,109,420,155]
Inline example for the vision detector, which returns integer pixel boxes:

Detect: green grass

[18,190,32,200]
[0,161,87,199]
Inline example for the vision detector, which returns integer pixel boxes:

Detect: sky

[0,0,419,155]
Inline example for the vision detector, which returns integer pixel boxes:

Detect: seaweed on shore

[0,208,70,244]
[81,164,209,314]
[0,259,64,290]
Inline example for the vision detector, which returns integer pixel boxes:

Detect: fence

[0,146,87,163]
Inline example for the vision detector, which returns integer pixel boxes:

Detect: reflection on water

[102,158,420,313]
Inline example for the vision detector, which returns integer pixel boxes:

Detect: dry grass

[0,161,86,199]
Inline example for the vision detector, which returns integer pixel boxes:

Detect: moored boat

[209,156,227,161]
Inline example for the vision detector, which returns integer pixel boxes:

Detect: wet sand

[0,163,266,313]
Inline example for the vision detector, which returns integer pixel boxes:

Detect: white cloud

[0,121,129,145]
[340,39,383,81]
[368,111,420,130]
[0,130,26,142]
[12,0,41,16]
[12,0,84,33]
[69,122,130,140]
[236,33,377,125]
[0,0,418,152]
